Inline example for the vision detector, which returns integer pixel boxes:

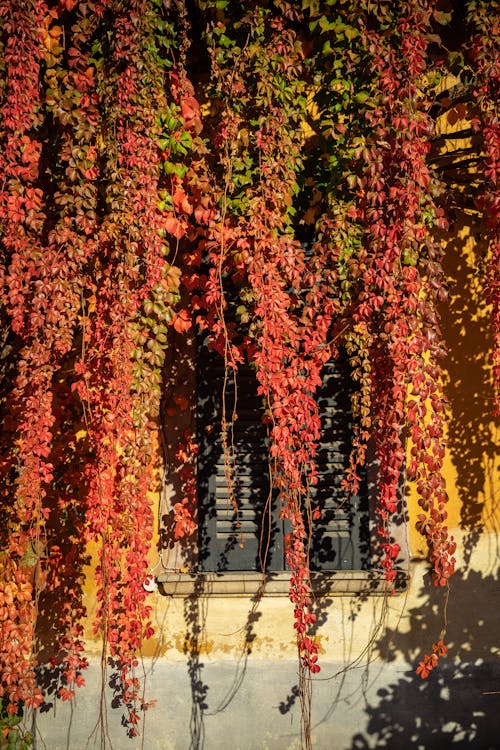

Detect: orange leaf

[173,309,191,333]
[164,215,185,239]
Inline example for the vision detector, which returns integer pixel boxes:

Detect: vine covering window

[196,345,370,573]
[0,1,497,745]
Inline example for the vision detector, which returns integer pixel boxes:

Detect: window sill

[156,569,409,597]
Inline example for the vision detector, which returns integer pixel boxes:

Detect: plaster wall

[33,547,500,749]
[31,214,499,749]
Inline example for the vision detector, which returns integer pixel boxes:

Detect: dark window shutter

[308,353,369,571]
[197,344,368,572]
[197,347,284,572]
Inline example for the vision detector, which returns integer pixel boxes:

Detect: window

[157,337,408,596]
[196,345,369,574]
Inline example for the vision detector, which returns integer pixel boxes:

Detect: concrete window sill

[156,569,409,597]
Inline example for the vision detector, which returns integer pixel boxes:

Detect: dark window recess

[197,346,370,573]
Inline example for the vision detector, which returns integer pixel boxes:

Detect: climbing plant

[0,0,498,746]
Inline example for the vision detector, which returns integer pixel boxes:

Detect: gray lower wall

[30,653,500,750]
[28,554,500,750]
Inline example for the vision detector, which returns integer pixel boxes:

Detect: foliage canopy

[0,0,498,744]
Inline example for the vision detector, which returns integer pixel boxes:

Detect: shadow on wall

[349,569,500,750]
[438,211,499,564]
[158,211,500,750]
[347,211,500,750]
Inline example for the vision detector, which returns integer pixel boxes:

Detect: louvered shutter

[197,345,368,572]
[308,353,368,570]
[197,346,284,572]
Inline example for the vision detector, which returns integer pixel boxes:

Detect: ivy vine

[0,0,498,746]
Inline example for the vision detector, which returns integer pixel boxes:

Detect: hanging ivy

[0,0,498,745]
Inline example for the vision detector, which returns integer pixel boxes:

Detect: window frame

[157,334,409,597]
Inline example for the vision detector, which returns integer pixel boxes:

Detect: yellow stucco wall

[69,73,499,677]
[76,207,498,671]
